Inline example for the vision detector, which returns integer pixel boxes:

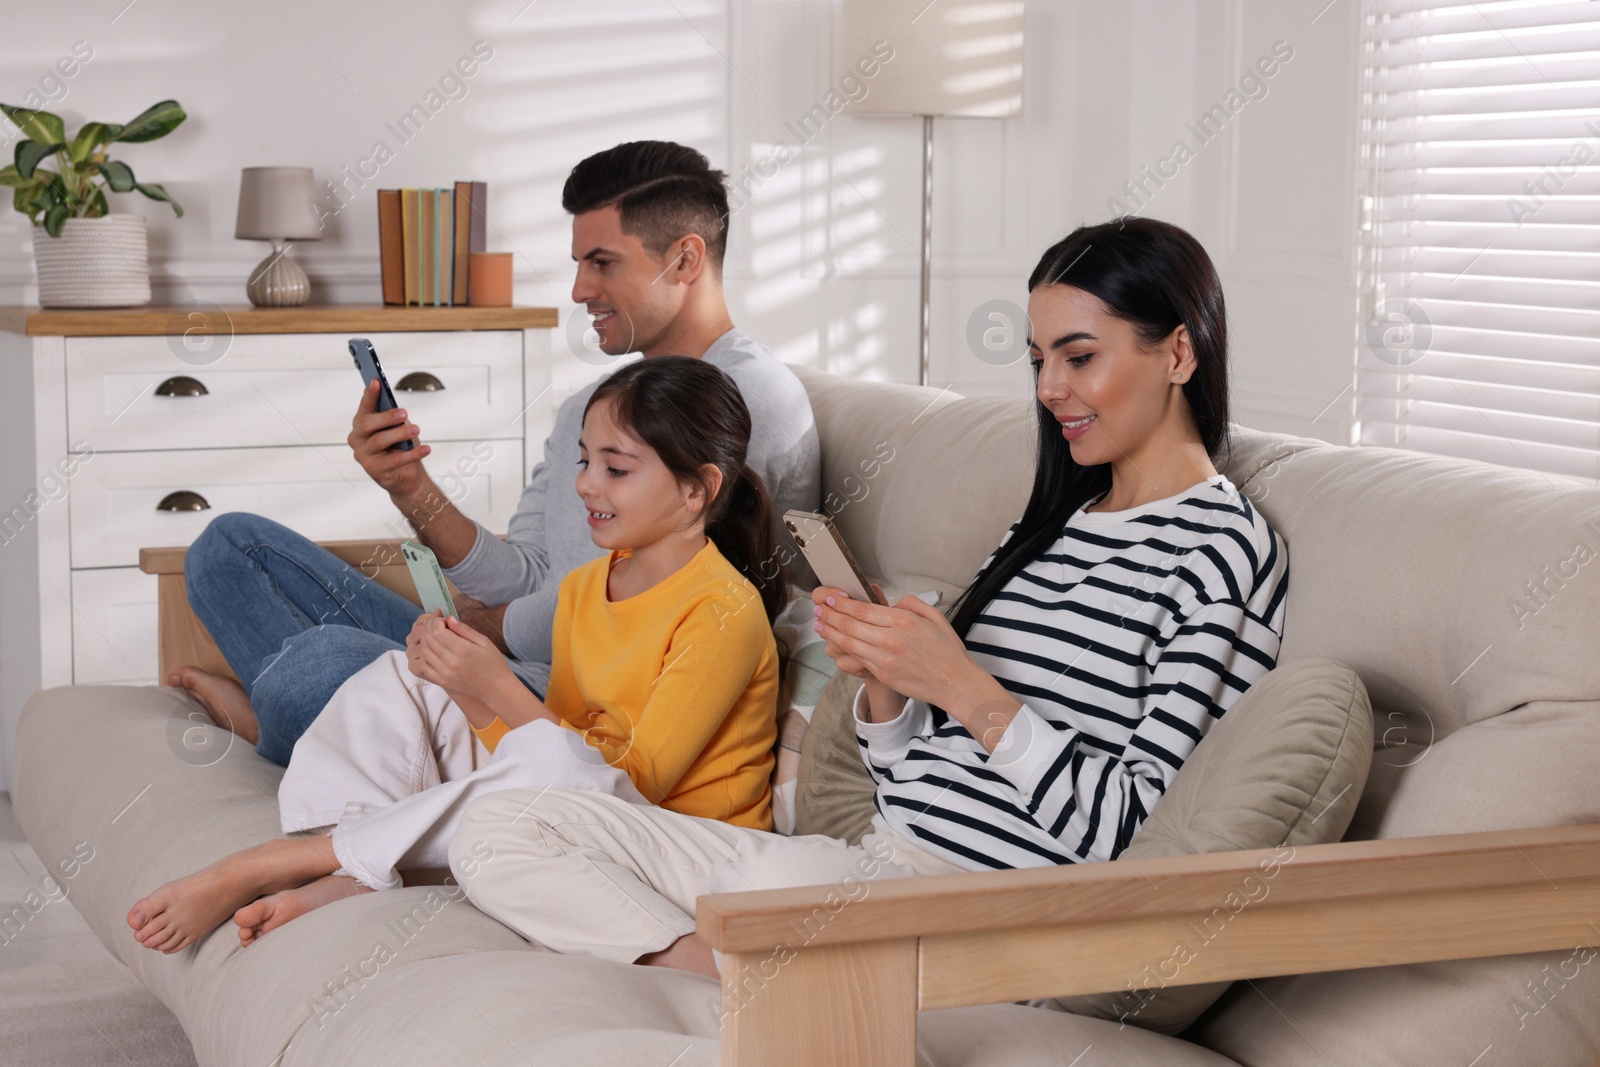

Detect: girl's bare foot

[127,837,340,954]
[126,865,244,954]
[234,874,372,946]
[170,665,259,746]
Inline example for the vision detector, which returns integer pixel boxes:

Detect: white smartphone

[401,540,458,618]
[783,510,888,606]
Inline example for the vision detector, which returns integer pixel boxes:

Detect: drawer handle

[396,371,444,392]
[155,375,209,397]
[157,490,211,512]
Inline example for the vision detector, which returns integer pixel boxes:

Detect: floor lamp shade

[834,0,1024,118]
[235,167,321,307]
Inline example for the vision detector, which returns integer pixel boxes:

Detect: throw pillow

[794,670,876,843]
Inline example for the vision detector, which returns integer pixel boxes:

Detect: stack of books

[377,182,487,306]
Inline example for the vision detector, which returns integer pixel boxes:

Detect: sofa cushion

[279,950,724,1066]
[277,949,1240,1067]
[1216,426,1600,776]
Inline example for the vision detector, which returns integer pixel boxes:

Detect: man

[175,141,821,765]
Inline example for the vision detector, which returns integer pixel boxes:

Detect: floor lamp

[835,0,1025,386]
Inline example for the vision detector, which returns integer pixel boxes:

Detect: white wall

[1,0,1362,433]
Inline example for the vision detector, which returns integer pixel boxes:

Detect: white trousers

[446,787,966,965]
[278,650,645,891]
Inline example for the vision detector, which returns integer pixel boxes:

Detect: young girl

[127,355,788,953]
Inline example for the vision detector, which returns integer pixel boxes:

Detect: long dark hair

[945,216,1233,640]
[585,355,789,623]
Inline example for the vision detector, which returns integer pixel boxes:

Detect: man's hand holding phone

[348,378,432,498]
[345,335,491,598]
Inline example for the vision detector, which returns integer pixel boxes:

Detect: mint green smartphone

[400,540,458,618]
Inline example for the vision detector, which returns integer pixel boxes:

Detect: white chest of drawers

[0,305,558,790]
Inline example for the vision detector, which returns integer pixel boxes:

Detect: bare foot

[127,857,267,955]
[639,933,720,978]
[128,837,342,954]
[234,874,372,946]
[171,665,259,746]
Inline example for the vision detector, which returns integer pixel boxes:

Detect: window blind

[1355,0,1600,484]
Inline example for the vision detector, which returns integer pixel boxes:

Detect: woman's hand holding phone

[812,583,1019,737]
[809,583,881,679]
[811,583,913,723]
[349,378,432,497]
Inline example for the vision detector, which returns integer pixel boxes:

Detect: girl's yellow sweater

[476,538,778,830]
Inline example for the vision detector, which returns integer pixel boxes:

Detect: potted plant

[0,99,186,308]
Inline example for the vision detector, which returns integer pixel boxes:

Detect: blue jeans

[184,513,424,766]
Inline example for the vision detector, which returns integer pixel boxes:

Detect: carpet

[0,959,195,1066]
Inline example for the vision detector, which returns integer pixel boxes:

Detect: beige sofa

[14,366,1600,1066]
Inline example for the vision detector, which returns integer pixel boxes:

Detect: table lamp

[835,0,1024,384]
[235,166,322,306]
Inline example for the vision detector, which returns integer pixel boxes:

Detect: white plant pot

[32,215,152,309]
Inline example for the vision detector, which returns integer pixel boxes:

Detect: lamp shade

[234,166,322,241]
[835,0,1024,118]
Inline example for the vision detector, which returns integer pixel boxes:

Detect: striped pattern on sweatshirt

[854,474,1289,872]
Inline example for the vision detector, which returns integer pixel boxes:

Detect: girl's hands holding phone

[406,611,558,735]
[406,610,513,706]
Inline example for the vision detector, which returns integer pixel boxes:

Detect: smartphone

[349,337,414,452]
[783,510,888,606]
[401,540,458,618]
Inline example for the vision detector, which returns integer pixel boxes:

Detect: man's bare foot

[639,933,720,979]
[234,874,372,946]
[170,665,259,746]
[128,837,342,954]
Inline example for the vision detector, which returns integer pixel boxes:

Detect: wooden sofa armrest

[138,539,421,683]
[697,822,1600,1067]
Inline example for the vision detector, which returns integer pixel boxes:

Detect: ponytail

[707,462,789,624]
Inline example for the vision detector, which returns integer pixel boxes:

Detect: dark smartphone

[348,337,413,452]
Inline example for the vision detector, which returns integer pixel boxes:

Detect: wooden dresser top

[0,305,560,337]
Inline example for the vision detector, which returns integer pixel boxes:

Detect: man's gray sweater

[441,327,821,695]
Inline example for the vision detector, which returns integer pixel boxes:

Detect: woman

[126,356,787,954]
[443,217,1290,978]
